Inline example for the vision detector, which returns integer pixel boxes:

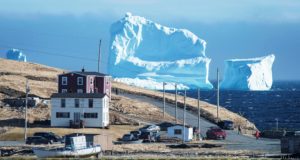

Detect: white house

[50,93,109,128]
[167,124,193,142]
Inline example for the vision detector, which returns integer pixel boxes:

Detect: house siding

[50,96,109,127]
[58,72,111,96]
[58,73,86,93]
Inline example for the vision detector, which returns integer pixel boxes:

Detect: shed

[167,124,193,142]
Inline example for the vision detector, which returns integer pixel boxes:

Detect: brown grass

[0,125,139,141]
[0,58,257,133]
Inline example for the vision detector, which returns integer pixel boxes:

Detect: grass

[0,125,140,141]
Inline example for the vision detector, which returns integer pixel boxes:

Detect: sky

[0,0,300,80]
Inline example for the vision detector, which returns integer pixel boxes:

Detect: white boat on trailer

[33,135,102,158]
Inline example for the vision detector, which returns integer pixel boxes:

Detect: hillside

[0,58,176,126]
[0,58,257,132]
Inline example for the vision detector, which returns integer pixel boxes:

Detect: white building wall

[167,125,193,141]
[51,96,109,127]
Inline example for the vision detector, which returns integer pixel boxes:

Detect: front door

[74,112,80,125]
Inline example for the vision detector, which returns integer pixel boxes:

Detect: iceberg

[220,54,275,91]
[108,13,213,90]
[6,49,27,62]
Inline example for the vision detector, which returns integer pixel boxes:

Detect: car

[157,122,174,131]
[130,131,141,139]
[139,125,160,132]
[122,134,135,141]
[139,131,160,142]
[33,132,62,143]
[206,127,226,140]
[218,120,234,130]
[26,136,52,145]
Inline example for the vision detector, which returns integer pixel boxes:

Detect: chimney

[81,67,85,72]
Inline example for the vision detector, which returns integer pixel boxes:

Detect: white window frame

[77,89,83,93]
[62,89,67,93]
[62,77,68,85]
[77,77,83,85]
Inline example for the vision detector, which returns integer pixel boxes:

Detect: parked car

[122,134,135,141]
[206,127,226,140]
[218,120,234,130]
[140,131,160,142]
[130,131,141,139]
[26,136,52,145]
[33,132,62,143]
[139,125,160,132]
[157,122,174,131]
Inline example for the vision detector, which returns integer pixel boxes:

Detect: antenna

[98,39,102,72]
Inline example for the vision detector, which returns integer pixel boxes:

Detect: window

[56,112,70,118]
[62,77,68,85]
[90,88,94,93]
[62,89,67,93]
[75,99,79,108]
[61,99,66,108]
[88,99,93,108]
[90,77,93,85]
[84,113,98,118]
[174,129,182,135]
[77,77,83,85]
[77,89,83,93]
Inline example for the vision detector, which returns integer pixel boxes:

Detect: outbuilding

[167,124,193,142]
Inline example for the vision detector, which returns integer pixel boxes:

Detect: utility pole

[24,79,30,141]
[217,68,220,121]
[198,88,201,141]
[98,39,102,72]
[175,84,178,123]
[163,82,166,118]
[183,89,186,143]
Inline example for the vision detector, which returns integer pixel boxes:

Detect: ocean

[168,81,300,131]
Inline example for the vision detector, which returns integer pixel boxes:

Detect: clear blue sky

[0,0,299,80]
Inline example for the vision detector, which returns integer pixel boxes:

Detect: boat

[33,135,102,158]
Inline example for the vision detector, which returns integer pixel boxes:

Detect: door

[74,112,80,125]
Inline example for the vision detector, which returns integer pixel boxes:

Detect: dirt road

[120,92,280,153]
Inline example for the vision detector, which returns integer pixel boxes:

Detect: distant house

[51,69,111,128]
[167,124,193,142]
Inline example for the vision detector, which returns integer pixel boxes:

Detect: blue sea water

[169,81,300,131]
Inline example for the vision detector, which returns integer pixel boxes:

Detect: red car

[206,127,226,140]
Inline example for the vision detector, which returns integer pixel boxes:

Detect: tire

[96,151,103,158]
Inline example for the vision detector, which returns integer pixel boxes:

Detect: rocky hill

[0,58,257,132]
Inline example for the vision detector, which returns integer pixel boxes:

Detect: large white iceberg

[220,54,275,91]
[6,49,27,62]
[108,13,213,90]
